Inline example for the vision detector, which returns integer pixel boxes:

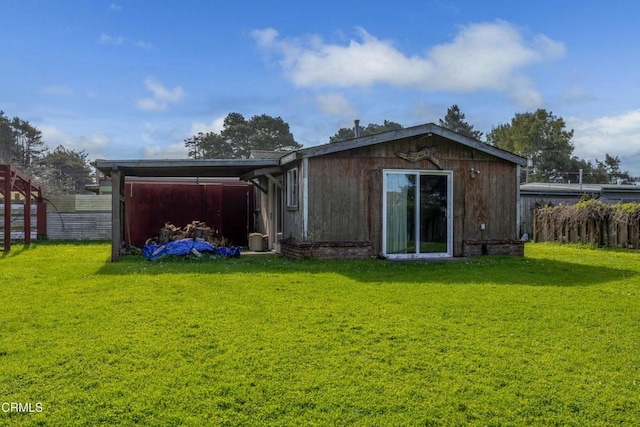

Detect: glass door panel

[385,173,415,254]
[419,175,448,254]
[384,170,451,258]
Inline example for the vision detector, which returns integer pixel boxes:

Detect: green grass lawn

[1,242,639,426]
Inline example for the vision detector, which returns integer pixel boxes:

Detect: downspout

[302,157,309,240]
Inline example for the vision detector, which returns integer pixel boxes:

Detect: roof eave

[280,123,527,166]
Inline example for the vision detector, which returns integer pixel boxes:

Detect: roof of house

[249,150,293,159]
[95,123,527,178]
[280,122,527,167]
[94,158,280,178]
[521,182,640,197]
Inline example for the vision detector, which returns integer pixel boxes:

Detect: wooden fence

[0,203,38,241]
[533,201,640,248]
[46,195,111,240]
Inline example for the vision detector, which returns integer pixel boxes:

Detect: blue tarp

[142,239,241,261]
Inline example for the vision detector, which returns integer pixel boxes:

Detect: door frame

[381,169,453,259]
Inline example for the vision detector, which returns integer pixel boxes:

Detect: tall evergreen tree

[329,120,403,143]
[11,116,46,167]
[487,109,575,183]
[0,111,45,167]
[439,105,483,140]
[184,113,301,159]
[39,146,93,194]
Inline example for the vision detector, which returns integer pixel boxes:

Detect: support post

[24,180,31,246]
[111,169,124,262]
[3,165,10,252]
[37,201,47,239]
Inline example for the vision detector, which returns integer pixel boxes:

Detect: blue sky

[3,1,640,174]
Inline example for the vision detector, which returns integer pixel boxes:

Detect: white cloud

[109,3,122,12]
[136,77,185,111]
[316,93,356,116]
[99,32,150,49]
[569,109,640,161]
[252,21,565,108]
[189,115,226,136]
[99,33,125,45]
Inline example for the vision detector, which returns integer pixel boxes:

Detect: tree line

[0,111,93,194]
[186,106,636,185]
[3,104,634,194]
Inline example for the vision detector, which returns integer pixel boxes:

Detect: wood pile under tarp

[141,220,240,260]
[150,221,217,245]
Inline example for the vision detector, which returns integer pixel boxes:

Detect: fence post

[2,165,10,252]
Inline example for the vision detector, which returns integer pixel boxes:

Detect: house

[96,123,527,261]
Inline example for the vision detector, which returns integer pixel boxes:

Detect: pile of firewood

[155,221,215,244]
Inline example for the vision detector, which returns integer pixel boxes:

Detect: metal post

[579,169,583,190]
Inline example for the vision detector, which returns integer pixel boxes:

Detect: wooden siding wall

[302,135,519,256]
[282,165,302,241]
[46,195,112,240]
[252,177,268,236]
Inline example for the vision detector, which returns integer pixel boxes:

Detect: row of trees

[485,108,635,184]
[438,105,636,184]
[5,102,632,193]
[0,111,93,194]
[184,113,301,159]
[187,107,634,185]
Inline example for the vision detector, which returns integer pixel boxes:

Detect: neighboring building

[96,123,527,261]
[520,182,640,236]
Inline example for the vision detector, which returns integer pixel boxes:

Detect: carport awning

[95,158,284,262]
[94,158,281,178]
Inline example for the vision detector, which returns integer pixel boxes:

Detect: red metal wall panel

[124,181,252,247]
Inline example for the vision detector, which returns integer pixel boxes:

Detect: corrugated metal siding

[124,182,252,246]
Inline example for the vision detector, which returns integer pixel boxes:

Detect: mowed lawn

[1,242,639,426]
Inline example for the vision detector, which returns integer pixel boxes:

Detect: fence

[46,195,111,240]
[0,203,38,241]
[533,200,640,248]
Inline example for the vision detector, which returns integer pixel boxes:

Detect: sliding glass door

[383,170,452,258]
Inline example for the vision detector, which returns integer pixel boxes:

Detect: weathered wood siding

[46,195,112,240]
[301,134,519,256]
[282,165,303,241]
[47,212,112,240]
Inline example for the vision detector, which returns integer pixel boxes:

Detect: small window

[286,168,298,208]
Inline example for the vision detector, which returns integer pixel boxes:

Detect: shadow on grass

[0,244,33,258]
[1,240,109,258]
[95,253,637,287]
